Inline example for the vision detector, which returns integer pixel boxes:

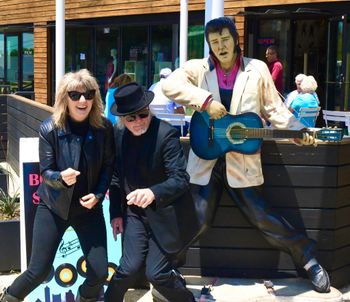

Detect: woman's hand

[60,168,80,186]
[126,188,155,209]
[80,193,99,209]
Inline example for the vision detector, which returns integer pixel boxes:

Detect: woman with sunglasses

[104,82,199,302]
[1,69,115,302]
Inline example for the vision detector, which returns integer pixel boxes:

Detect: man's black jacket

[109,117,200,255]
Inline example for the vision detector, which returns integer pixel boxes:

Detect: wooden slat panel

[212,206,350,229]
[0,0,205,24]
[193,227,350,250]
[328,264,350,289]
[0,0,344,25]
[262,186,350,208]
[7,132,20,172]
[261,141,350,165]
[34,22,48,105]
[0,96,7,161]
[7,116,38,139]
[183,247,338,270]
[7,96,53,120]
[179,266,299,279]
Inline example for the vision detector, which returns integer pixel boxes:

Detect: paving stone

[0,273,348,302]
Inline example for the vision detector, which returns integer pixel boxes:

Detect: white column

[204,0,224,57]
[179,0,188,67]
[56,0,65,91]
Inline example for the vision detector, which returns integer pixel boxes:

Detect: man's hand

[206,100,227,119]
[60,168,80,186]
[111,217,123,241]
[294,132,317,147]
[80,193,99,209]
[126,188,155,209]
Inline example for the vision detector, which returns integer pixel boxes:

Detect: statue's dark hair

[205,17,241,56]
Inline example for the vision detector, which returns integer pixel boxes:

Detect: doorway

[325,15,350,110]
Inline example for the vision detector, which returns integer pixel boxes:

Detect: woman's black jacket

[36,116,115,220]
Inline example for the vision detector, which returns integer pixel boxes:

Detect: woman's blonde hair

[53,69,104,129]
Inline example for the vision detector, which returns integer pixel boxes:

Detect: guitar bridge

[208,119,214,146]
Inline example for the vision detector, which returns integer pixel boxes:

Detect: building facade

[0,0,349,111]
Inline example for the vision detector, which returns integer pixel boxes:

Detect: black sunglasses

[68,89,96,101]
[124,109,150,122]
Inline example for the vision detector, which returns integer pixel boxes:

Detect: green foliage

[0,188,19,220]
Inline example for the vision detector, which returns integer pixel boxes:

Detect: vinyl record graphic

[77,256,87,277]
[105,262,118,285]
[42,266,54,284]
[55,263,77,287]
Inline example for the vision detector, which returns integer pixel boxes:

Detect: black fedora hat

[111,82,154,116]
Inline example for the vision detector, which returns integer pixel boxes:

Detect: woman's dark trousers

[7,203,108,300]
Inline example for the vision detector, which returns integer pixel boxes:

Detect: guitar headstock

[316,127,344,142]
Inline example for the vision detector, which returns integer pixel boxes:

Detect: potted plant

[0,168,20,272]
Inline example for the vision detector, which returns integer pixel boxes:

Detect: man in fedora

[104,82,199,302]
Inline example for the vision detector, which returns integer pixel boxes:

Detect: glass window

[96,26,120,100]
[188,24,204,60]
[257,19,290,95]
[0,34,4,82]
[65,28,93,73]
[150,25,174,86]
[22,33,34,91]
[6,35,19,92]
[122,26,148,88]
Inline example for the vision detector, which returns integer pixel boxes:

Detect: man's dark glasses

[125,109,150,122]
[68,89,96,101]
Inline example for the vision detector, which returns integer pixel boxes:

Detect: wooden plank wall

[6,95,53,174]
[0,96,7,162]
[180,140,350,288]
[34,23,49,105]
[0,0,346,25]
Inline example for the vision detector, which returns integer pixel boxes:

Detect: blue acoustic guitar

[190,111,344,160]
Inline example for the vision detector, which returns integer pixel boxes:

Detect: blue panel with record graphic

[26,194,121,302]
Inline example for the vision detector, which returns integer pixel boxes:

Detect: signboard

[19,138,121,302]
[257,37,275,45]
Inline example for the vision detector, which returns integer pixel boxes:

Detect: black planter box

[0,220,20,271]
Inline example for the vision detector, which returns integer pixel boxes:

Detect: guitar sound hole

[226,122,245,145]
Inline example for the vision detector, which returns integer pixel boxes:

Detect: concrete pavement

[1,272,349,301]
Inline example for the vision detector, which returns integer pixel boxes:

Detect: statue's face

[208,28,236,67]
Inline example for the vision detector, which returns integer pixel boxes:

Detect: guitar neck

[240,128,309,139]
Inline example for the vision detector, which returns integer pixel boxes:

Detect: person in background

[0,69,115,302]
[285,73,307,107]
[266,45,284,94]
[149,68,185,114]
[289,75,319,127]
[104,73,133,125]
[285,74,319,108]
[104,82,199,302]
[162,16,330,294]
